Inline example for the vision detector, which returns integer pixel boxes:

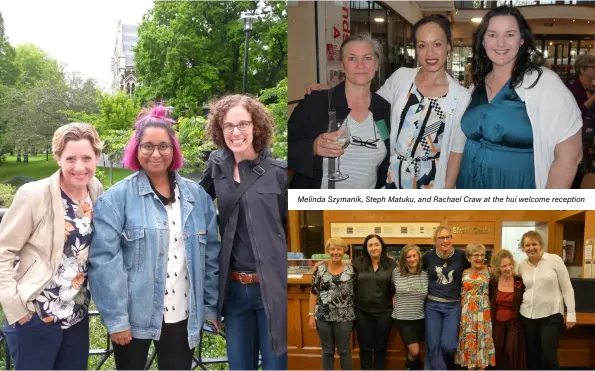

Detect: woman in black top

[288,33,391,189]
[422,226,470,370]
[352,234,397,370]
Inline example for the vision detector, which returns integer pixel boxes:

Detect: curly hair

[491,249,516,279]
[207,94,274,154]
[471,5,542,90]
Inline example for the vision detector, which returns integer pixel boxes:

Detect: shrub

[0,184,16,208]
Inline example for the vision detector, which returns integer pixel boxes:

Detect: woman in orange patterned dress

[455,244,496,370]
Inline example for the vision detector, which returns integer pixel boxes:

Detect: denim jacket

[89,171,220,349]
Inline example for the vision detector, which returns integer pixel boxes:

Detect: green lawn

[0,155,132,188]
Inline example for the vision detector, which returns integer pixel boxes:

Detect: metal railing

[0,210,232,370]
[0,311,229,370]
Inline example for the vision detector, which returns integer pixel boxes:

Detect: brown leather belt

[231,272,259,284]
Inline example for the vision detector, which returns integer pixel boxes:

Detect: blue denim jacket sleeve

[89,192,130,334]
[200,186,220,320]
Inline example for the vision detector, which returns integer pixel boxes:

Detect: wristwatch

[308,312,315,316]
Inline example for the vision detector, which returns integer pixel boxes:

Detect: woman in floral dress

[455,244,496,369]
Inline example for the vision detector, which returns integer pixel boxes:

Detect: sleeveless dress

[455,269,496,368]
[457,80,536,189]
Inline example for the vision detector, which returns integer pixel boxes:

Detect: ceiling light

[374,17,385,23]
[471,18,482,23]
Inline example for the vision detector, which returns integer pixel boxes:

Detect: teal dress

[457,81,536,189]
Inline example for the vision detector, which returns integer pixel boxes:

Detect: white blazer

[513,67,582,188]
[376,67,471,189]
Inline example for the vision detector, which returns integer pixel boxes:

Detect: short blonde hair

[520,230,544,251]
[52,123,102,159]
[325,237,348,253]
[465,243,486,258]
[491,249,516,279]
[433,225,452,247]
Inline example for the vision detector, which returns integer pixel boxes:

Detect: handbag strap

[219,158,272,224]
[327,88,336,189]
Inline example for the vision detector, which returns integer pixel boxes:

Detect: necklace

[436,249,454,267]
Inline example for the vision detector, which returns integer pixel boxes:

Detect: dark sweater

[422,249,470,301]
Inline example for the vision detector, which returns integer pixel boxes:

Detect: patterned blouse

[390,83,448,189]
[311,263,356,322]
[33,190,92,329]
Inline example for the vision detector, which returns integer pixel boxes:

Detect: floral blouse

[33,190,92,329]
[311,264,356,322]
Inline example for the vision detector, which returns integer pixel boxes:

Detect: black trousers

[112,319,194,370]
[354,309,393,370]
[522,314,564,370]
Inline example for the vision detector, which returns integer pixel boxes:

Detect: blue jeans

[3,313,89,370]
[223,280,287,370]
[424,300,461,370]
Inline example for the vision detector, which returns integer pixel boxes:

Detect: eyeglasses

[139,142,173,156]
[471,254,486,258]
[352,136,380,148]
[437,235,453,241]
[351,121,380,149]
[223,121,252,133]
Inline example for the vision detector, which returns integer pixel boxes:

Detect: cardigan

[376,67,471,189]
[288,81,392,189]
[0,170,103,324]
[489,276,525,323]
[511,67,582,188]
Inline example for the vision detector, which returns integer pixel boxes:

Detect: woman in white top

[517,230,576,370]
[377,14,471,189]
[456,5,582,189]
[391,245,428,370]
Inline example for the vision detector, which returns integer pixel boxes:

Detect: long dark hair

[362,234,391,269]
[471,5,542,89]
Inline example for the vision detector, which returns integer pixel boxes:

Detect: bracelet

[308,312,315,316]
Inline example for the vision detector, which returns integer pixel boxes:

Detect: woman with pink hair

[89,105,221,370]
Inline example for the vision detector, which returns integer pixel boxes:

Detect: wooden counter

[289,277,595,370]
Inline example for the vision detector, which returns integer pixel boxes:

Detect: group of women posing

[288,5,583,189]
[0,95,288,370]
[309,227,576,370]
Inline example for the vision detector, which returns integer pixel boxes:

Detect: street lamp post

[240,13,257,94]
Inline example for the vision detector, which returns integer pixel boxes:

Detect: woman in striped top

[391,245,428,370]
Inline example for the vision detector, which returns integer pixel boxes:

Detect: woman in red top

[489,249,526,370]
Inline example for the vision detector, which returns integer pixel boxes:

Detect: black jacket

[288,81,392,189]
[199,148,288,356]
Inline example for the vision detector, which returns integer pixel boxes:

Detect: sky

[1,0,155,91]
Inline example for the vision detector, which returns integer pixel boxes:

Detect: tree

[102,129,133,185]
[133,1,287,116]
[176,116,216,177]
[95,91,139,132]
[13,44,63,87]
[0,12,18,86]
[258,77,287,160]
[1,46,100,162]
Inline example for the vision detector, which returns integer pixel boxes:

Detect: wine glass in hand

[328,118,350,181]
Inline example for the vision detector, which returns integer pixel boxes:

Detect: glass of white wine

[328,116,350,181]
